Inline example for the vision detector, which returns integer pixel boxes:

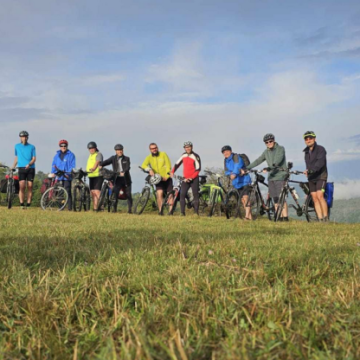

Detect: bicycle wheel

[241,188,260,220]
[161,190,176,215]
[97,183,109,212]
[73,185,82,212]
[208,188,219,217]
[266,197,275,221]
[274,189,287,222]
[304,195,318,222]
[133,187,151,215]
[7,179,14,209]
[84,186,91,211]
[41,186,69,211]
[225,189,240,219]
[198,189,209,215]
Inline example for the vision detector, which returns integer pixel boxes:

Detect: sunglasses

[60,145,67,148]
[150,147,158,150]
[265,140,274,144]
[305,137,315,141]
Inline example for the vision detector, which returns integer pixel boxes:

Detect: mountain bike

[161,174,184,215]
[133,167,165,215]
[243,169,275,221]
[97,168,118,213]
[72,168,91,212]
[273,162,323,223]
[224,176,241,219]
[0,165,19,209]
[40,169,70,211]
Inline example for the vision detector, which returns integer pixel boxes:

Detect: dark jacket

[303,142,327,181]
[100,155,132,185]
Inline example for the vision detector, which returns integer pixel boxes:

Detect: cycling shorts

[18,168,35,182]
[238,185,251,198]
[156,178,173,193]
[89,176,104,191]
[308,179,326,193]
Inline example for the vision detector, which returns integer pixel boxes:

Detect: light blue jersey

[15,143,36,168]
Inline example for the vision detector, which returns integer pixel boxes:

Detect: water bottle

[292,188,299,200]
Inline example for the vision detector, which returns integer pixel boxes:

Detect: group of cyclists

[9,129,329,221]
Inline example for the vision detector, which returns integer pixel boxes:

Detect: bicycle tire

[7,179,14,209]
[73,185,82,212]
[304,195,319,222]
[198,189,209,215]
[225,189,240,219]
[161,190,176,215]
[84,186,91,211]
[97,183,109,212]
[266,197,275,221]
[208,188,219,217]
[274,188,287,222]
[133,187,151,215]
[41,186,69,211]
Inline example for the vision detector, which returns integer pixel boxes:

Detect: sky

[1,0,360,195]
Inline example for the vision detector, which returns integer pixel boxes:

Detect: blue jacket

[51,150,76,180]
[225,153,251,189]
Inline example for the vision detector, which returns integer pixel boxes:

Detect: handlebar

[139,166,150,173]
[204,170,222,178]
[0,165,16,172]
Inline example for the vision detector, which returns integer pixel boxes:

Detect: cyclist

[170,141,201,216]
[303,131,329,222]
[12,131,36,209]
[50,140,76,211]
[244,134,289,221]
[222,146,252,220]
[141,143,173,214]
[86,142,104,211]
[100,144,133,213]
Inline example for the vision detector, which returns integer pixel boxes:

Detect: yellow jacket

[141,152,171,179]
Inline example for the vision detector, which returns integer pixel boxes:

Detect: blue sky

[1,0,360,194]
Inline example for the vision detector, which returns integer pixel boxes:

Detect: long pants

[180,177,199,214]
[63,180,72,210]
[112,177,133,212]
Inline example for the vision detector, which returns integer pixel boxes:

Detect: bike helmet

[87,141,97,149]
[149,173,162,185]
[199,175,207,185]
[221,145,232,153]
[59,139,68,146]
[19,130,29,137]
[183,141,193,147]
[114,144,124,150]
[263,133,275,142]
[303,131,316,139]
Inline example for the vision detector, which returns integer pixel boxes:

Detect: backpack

[224,153,251,172]
[324,182,334,208]
[40,178,52,194]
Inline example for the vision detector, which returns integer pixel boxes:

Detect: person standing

[12,131,36,209]
[170,141,201,216]
[303,131,329,222]
[100,144,133,213]
[141,143,172,214]
[86,142,104,211]
[245,134,289,221]
[51,140,76,211]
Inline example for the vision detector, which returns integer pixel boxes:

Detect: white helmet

[183,141,193,147]
[149,173,162,185]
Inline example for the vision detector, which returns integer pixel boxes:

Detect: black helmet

[303,131,316,139]
[221,145,232,153]
[263,133,275,142]
[87,141,97,149]
[114,144,124,150]
[19,130,29,137]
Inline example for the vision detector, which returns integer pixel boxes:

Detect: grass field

[0,208,359,359]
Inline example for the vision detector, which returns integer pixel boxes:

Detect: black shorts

[155,178,173,193]
[89,176,104,191]
[18,168,35,182]
[308,179,326,193]
[238,185,251,198]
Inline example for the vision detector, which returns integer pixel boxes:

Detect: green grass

[0,208,359,359]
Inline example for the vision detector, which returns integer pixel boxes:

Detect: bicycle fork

[288,188,303,217]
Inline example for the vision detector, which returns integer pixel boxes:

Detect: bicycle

[273,162,322,223]
[243,169,275,221]
[133,167,166,215]
[72,168,91,212]
[224,176,241,220]
[40,169,70,211]
[97,168,118,213]
[0,165,19,209]
[161,174,184,215]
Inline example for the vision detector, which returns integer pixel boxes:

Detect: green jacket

[247,143,287,181]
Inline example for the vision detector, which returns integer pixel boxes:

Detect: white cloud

[334,180,360,200]
[329,148,360,162]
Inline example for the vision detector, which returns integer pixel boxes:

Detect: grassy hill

[0,208,360,359]
[331,197,360,223]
